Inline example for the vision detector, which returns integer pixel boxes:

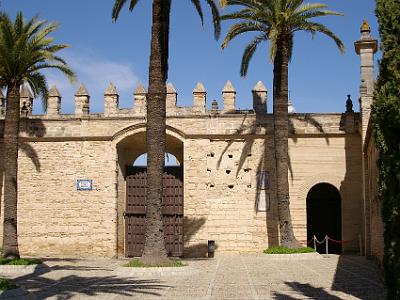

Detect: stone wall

[2,140,118,257]
[0,99,366,258]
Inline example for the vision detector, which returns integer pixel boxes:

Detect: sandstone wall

[183,137,278,255]
[0,112,366,257]
[289,134,363,252]
[8,140,117,257]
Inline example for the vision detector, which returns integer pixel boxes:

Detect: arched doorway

[307,183,342,254]
[115,129,184,257]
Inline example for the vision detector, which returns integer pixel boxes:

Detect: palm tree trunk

[142,0,171,264]
[273,36,300,249]
[2,83,21,259]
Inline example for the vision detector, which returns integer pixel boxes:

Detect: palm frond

[240,34,265,77]
[191,0,205,26]
[205,0,222,40]
[222,21,265,49]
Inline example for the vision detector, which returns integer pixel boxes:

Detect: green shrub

[124,259,186,268]
[0,258,42,265]
[0,278,17,291]
[263,246,315,254]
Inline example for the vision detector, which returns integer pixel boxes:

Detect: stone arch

[113,123,185,257]
[306,183,342,254]
[297,173,344,205]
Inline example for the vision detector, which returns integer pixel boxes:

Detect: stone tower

[355,19,378,142]
[355,19,378,259]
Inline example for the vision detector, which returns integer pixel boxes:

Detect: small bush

[0,278,17,291]
[125,259,186,268]
[263,246,315,254]
[0,258,42,265]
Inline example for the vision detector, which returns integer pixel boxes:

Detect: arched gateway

[115,126,184,257]
[306,183,342,254]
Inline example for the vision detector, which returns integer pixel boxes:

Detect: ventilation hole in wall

[244,168,251,173]
[228,185,234,189]
[228,154,233,158]
[210,152,215,157]
[247,153,252,157]
[247,184,252,188]
[226,170,231,174]
[207,168,211,172]
[210,184,215,188]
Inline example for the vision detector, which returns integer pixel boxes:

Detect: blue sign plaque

[77,179,93,191]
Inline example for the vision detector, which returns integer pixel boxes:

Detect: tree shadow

[11,262,170,300]
[273,282,343,299]
[331,255,386,300]
[183,216,216,258]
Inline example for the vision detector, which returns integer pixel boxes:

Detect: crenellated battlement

[0,81,269,119]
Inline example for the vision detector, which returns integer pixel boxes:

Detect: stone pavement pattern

[1,254,385,299]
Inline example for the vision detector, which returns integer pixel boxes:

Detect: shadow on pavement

[13,262,170,300]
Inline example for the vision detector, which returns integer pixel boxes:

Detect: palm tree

[0,12,75,258]
[221,0,344,248]
[112,0,221,264]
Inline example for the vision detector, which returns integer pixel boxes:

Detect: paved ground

[1,253,385,299]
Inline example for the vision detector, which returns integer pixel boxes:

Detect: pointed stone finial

[20,83,33,115]
[48,85,61,97]
[222,80,236,93]
[252,81,268,114]
[222,80,236,112]
[21,83,33,98]
[361,18,371,33]
[134,83,146,114]
[166,83,177,94]
[75,83,89,96]
[104,82,118,95]
[212,99,219,112]
[193,82,207,114]
[346,95,354,113]
[288,100,296,114]
[134,83,146,95]
[166,83,177,109]
[253,81,267,92]
[75,83,90,115]
[104,82,119,116]
[47,85,62,116]
[193,82,206,93]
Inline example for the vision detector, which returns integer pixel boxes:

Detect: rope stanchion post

[325,235,329,254]
[313,235,316,251]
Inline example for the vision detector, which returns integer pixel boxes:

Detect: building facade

[0,22,383,260]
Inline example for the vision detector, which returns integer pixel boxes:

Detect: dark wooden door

[125,167,183,257]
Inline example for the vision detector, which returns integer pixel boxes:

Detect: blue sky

[3,0,380,114]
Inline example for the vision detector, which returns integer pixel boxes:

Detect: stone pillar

[75,84,90,116]
[252,81,267,114]
[222,80,236,112]
[166,83,177,109]
[355,19,378,96]
[104,82,119,116]
[355,20,378,259]
[0,89,5,116]
[47,85,62,117]
[134,83,146,114]
[193,82,206,114]
[20,83,33,116]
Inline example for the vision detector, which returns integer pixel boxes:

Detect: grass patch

[0,257,42,265]
[0,278,17,291]
[125,259,186,268]
[263,246,316,254]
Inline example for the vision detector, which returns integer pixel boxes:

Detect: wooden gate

[125,166,183,257]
